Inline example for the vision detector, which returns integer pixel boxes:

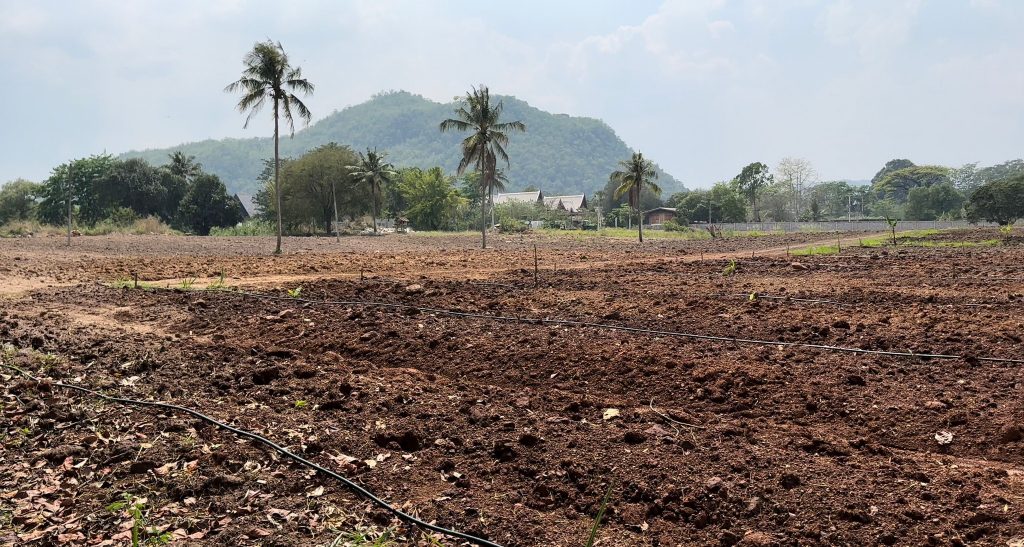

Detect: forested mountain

[122,91,682,197]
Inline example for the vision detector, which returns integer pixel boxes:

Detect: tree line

[610,157,1024,228]
[0,152,245,236]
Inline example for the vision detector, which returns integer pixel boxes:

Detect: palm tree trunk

[273,101,282,255]
[332,180,339,242]
[638,206,644,243]
[371,182,378,234]
[480,177,487,249]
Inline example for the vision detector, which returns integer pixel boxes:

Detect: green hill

[122,91,682,197]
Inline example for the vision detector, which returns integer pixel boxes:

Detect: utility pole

[848,194,852,223]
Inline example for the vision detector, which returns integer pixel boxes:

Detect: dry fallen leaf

[603,408,620,421]
[306,485,324,497]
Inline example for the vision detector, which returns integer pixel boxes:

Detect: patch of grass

[33,352,62,370]
[179,277,197,290]
[209,219,276,237]
[1,343,17,363]
[792,244,839,256]
[914,239,1001,248]
[207,271,228,290]
[331,529,394,547]
[109,276,160,290]
[0,220,65,238]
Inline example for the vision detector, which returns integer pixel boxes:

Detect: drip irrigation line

[119,285,1024,365]
[0,363,503,547]
[722,293,846,307]
[723,292,1014,308]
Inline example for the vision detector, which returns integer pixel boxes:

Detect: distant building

[542,194,588,212]
[493,191,543,206]
[644,207,677,226]
[236,193,259,218]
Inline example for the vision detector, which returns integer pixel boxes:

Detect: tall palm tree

[225,40,313,254]
[440,85,525,249]
[166,151,202,183]
[612,152,661,242]
[347,149,396,233]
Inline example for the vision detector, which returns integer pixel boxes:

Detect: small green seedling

[287,286,303,298]
[208,271,227,290]
[179,277,197,290]
[885,216,899,247]
[106,493,171,546]
[1000,224,1014,239]
[722,259,737,277]
[748,292,758,302]
[584,482,615,547]
[294,400,308,409]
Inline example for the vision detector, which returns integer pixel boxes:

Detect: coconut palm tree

[612,152,661,242]
[440,85,525,249]
[347,149,396,233]
[166,151,202,183]
[225,40,313,254]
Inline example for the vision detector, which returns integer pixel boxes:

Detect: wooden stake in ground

[837,236,841,254]
[534,244,539,288]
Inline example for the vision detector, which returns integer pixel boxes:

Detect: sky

[1,0,1022,188]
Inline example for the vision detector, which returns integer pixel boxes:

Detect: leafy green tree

[347,149,397,233]
[872,165,950,202]
[611,152,661,242]
[904,183,965,220]
[809,198,821,221]
[36,154,117,243]
[279,143,361,232]
[670,183,746,224]
[871,159,916,185]
[102,158,168,220]
[398,167,468,230]
[440,85,526,248]
[731,162,772,221]
[177,173,244,235]
[226,39,314,254]
[869,198,904,220]
[806,181,854,219]
[760,182,797,221]
[0,179,41,224]
[965,175,1024,225]
[977,159,1024,187]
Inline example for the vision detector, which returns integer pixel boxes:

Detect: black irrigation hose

[0,363,504,547]
[721,293,846,307]
[132,285,1024,365]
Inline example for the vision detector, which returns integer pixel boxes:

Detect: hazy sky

[2,0,1022,188]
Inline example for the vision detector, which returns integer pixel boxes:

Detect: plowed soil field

[2,229,1024,546]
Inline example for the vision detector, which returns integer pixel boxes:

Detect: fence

[690,220,991,233]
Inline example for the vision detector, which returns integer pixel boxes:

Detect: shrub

[209,219,276,236]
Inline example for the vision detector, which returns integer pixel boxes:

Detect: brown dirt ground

[2,229,1024,546]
